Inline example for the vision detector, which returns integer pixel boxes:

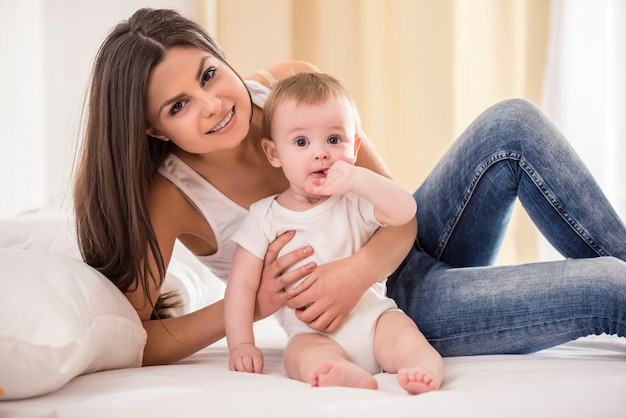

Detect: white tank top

[157,80,270,281]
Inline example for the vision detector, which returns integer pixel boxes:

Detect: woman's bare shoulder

[245,61,320,88]
[149,174,216,259]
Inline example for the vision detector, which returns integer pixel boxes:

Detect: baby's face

[268,97,358,192]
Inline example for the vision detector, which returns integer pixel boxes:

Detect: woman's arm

[134,240,313,366]
[124,175,228,365]
[245,61,321,89]
[130,176,314,365]
[140,301,226,365]
[286,132,417,333]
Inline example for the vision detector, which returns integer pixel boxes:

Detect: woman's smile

[208,107,235,134]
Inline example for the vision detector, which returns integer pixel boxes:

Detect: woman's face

[145,46,252,154]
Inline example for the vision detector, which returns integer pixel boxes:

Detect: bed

[1,205,625,418]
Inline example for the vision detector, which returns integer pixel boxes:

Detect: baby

[224,72,444,394]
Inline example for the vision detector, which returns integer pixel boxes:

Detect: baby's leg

[284,333,378,390]
[374,311,445,394]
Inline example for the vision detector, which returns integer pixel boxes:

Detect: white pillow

[0,206,226,400]
[0,205,225,314]
[0,248,146,400]
[0,203,81,257]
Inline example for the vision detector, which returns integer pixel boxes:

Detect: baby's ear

[261,138,282,167]
[353,135,363,162]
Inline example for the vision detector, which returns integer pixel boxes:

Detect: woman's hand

[286,256,371,333]
[285,219,417,334]
[254,231,317,321]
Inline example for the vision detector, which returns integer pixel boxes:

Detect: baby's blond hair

[262,72,361,140]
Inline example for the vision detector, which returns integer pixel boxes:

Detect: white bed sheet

[2,317,625,418]
[2,206,625,417]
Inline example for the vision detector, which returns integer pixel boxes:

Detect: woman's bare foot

[309,360,378,390]
[397,367,441,395]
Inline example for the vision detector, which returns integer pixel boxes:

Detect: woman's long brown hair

[73,8,226,318]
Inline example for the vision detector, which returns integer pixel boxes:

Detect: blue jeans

[387,99,626,356]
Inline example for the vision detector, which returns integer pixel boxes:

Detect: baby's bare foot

[397,367,441,395]
[309,360,378,390]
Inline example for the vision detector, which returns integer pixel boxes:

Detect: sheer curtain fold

[0,1,46,217]
[540,0,626,260]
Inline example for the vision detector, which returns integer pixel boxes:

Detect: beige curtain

[216,0,550,264]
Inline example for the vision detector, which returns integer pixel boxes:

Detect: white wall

[0,0,207,217]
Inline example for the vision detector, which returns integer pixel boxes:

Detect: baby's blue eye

[328,136,341,144]
[296,138,308,147]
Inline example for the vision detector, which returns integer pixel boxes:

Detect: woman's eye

[169,101,184,116]
[328,136,341,145]
[295,138,308,147]
[201,67,216,87]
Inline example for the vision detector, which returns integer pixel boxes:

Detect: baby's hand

[307,160,355,196]
[229,343,264,373]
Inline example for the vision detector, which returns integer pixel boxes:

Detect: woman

[74,8,626,366]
